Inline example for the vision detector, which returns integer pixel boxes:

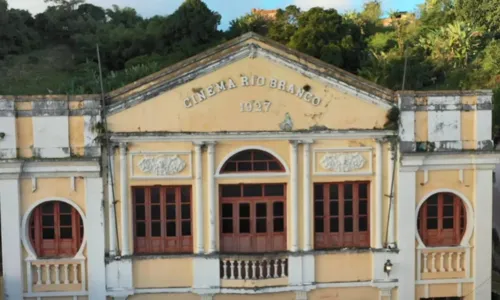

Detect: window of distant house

[29,201,84,258]
[314,182,370,249]
[133,186,192,254]
[417,193,466,247]
[220,149,285,173]
[220,183,286,253]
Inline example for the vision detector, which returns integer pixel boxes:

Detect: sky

[7,0,423,29]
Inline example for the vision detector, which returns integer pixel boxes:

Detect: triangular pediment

[106,33,396,133]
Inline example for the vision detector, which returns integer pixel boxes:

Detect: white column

[85,177,106,300]
[397,168,417,299]
[207,142,217,253]
[290,141,299,252]
[119,143,130,256]
[387,144,396,245]
[303,141,312,251]
[375,140,383,248]
[0,179,23,300]
[194,142,205,254]
[108,148,117,256]
[475,169,493,300]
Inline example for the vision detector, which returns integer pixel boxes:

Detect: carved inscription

[320,153,365,173]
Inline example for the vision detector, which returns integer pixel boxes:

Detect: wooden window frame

[220,183,287,253]
[418,193,466,247]
[133,186,193,254]
[29,201,84,258]
[220,149,285,173]
[314,182,370,249]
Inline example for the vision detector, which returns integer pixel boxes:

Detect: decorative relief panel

[313,147,373,176]
[130,151,192,179]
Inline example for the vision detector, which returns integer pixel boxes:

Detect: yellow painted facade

[0,33,498,300]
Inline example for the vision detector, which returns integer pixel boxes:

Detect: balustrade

[220,256,288,280]
[26,258,86,293]
[417,247,470,280]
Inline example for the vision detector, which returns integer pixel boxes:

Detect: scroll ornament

[138,155,186,176]
[320,152,365,172]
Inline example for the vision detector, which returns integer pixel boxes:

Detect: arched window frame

[21,198,87,259]
[415,189,474,248]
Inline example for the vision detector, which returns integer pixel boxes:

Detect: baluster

[244,260,250,280]
[36,265,42,285]
[229,260,235,280]
[456,252,463,272]
[266,260,271,279]
[72,264,79,284]
[423,252,429,273]
[258,260,264,279]
[281,259,287,277]
[45,264,51,285]
[237,261,243,280]
[64,264,70,284]
[431,253,437,273]
[447,253,454,272]
[54,264,60,284]
[251,261,257,279]
[439,252,445,272]
[274,259,279,278]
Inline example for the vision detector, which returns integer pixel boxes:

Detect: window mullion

[54,202,60,256]
[339,183,345,246]
[176,187,182,248]
[353,183,359,238]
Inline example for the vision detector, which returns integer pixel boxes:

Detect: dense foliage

[1,0,499,116]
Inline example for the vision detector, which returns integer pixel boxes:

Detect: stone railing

[417,246,470,280]
[220,255,288,280]
[26,257,86,294]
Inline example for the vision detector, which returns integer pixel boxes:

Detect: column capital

[289,139,314,145]
[119,142,128,152]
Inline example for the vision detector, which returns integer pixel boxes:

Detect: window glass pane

[239,203,250,218]
[330,200,339,216]
[233,151,252,160]
[427,218,438,229]
[359,200,367,215]
[344,218,353,232]
[60,215,72,226]
[314,201,324,216]
[274,218,284,232]
[269,161,282,171]
[253,150,272,160]
[359,217,368,231]
[181,204,190,219]
[223,162,237,172]
[344,184,353,199]
[329,184,338,200]
[221,185,241,197]
[42,215,54,226]
[43,228,55,239]
[136,222,146,237]
[166,222,176,237]
[444,193,454,205]
[166,205,176,219]
[181,186,191,203]
[330,217,339,232]
[273,202,284,217]
[256,203,267,217]
[166,188,176,203]
[222,204,233,218]
[59,203,72,213]
[265,184,284,196]
[243,184,262,197]
[182,221,191,236]
[427,204,438,217]
[254,162,267,171]
[344,200,353,216]
[151,222,161,237]
[427,194,438,205]
[239,219,250,233]
[359,183,368,199]
[136,205,145,220]
[222,219,233,233]
[443,218,454,229]
[314,184,324,200]
[151,205,160,220]
[134,188,145,204]
[443,205,454,217]
[42,202,54,214]
[315,218,324,233]
[151,187,160,203]
[238,162,252,171]
[256,219,266,233]
[60,227,72,238]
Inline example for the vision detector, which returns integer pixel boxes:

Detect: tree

[456,0,500,33]
[267,5,301,44]
[44,0,85,11]
[226,12,271,38]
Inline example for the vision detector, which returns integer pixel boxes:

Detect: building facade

[0,33,498,300]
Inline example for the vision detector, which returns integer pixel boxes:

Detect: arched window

[417,193,466,247]
[29,201,84,258]
[220,149,285,173]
